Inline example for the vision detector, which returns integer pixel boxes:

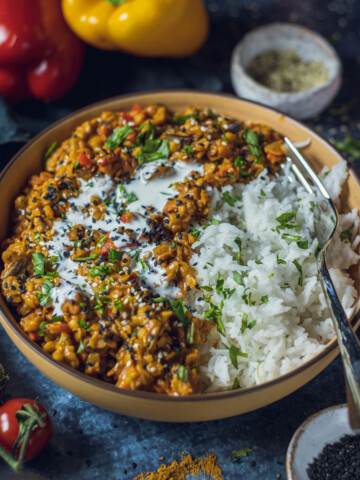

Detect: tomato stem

[0,401,47,471]
[0,444,21,471]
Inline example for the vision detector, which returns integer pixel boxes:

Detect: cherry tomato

[78,151,92,168]
[0,399,52,462]
[118,111,133,123]
[101,237,115,256]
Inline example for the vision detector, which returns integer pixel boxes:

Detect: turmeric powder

[133,452,223,480]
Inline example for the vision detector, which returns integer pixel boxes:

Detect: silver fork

[284,137,360,430]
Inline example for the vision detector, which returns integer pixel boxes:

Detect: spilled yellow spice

[133,453,223,480]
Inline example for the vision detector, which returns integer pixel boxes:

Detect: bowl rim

[285,403,348,480]
[231,22,342,99]
[0,89,357,404]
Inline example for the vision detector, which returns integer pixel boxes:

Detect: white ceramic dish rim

[286,403,358,480]
[231,22,342,99]
[0,90,358,404]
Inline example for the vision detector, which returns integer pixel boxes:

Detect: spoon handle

[320,259,360,430]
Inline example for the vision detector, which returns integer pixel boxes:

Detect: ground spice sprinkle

[307,434,360,480]
[133,452,223,480]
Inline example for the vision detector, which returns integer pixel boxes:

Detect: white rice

[188,161,360,392]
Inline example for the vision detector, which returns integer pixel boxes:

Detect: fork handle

[320,260,360,430]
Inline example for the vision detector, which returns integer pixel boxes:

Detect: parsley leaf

[171,114,199,125]
[243,129,262,163]
[44,141,57,161]
[340,224,354,242]
[233,272,244,286]
[171,299,190,326]
[36,279,54,307]
[105,125,134,150]
[89,265,112,278]
[222,191,241,207]
[108,249,122,262]
[176,365,188,382]
[32,253,45,275]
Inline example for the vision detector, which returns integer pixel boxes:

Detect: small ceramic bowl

[286,404,358,480]
[231,23,342,119]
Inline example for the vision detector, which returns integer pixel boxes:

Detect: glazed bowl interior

[0,91,359,422]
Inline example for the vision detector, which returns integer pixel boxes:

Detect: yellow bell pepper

[62,0,209,58]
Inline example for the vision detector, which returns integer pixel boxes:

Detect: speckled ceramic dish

[286,404,357,480]
[0,91,359,422]
[231,23,342,119]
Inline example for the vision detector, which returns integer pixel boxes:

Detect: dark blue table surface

[1,1,359,479]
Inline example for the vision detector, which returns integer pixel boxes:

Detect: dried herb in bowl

[247,50,328,93]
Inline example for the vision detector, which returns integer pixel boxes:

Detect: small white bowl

[231,23,342,119]
[286,404,358,480]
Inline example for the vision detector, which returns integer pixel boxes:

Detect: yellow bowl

[0,91,359,422]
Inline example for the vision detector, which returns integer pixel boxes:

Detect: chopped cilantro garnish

[204,300,225,335]
[114,299,122,311]
[314,241,322,258]
[310,201,315,212]
[137,136,170,165]
[74,254,98,261]
[137,258,149,272]
[261,295,268,304]
[108,249,122,262]
[340,224,354,242]
[232,446,253,459]
[32,252,45,275]
[222,191,241,207]
[234,237,242,263]
[89,265,111,278]
[281,233,302,242]
[276,211,297,224]
[44,141,57,161]
[77,338,85,353]
[183,145,194,154]
[97,235,107,245]
[292,259,303,286]
[37,321,47,337]
[297,240,309,249]
[171,114,199,125]
[268,273,274,279]
[171,299,190,326]
[78,319,88,329]
[36,279,54,307]
[260,189,266,197]
[186,322,195,345]
[105,125,134,150]
[176,365,188,382]
[119,185,138,204]
[276,254,286,265]
[34,232,40,242]
[233,272,244,286]
[229,344,242,369]
[243,129,262,163]
[232,378,241,390]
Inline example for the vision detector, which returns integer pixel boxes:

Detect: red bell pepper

[0,0,85,103]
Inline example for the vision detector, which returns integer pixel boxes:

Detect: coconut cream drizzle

[43,160,204,316]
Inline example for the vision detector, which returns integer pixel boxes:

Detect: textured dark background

[0,0,360,478]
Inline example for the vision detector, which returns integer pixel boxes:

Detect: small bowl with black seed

[231,23,342,120]
[286,404,360,480]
